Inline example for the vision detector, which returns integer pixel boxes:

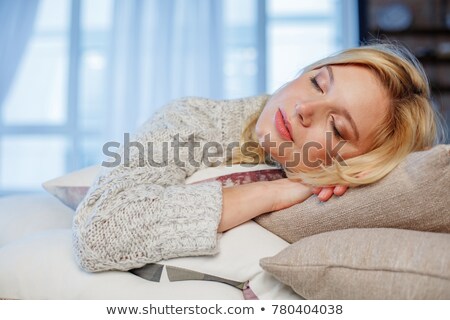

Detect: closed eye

[330,116,343,139]
[309,76,323,93]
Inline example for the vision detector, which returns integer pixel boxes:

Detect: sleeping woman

[73,42,445,272]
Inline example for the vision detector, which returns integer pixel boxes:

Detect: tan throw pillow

[260,228,450,299]
[255,144,450,243]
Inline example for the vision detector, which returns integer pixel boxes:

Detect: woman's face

[255,64,390,171]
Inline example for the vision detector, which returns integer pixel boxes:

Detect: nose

[295,102,313,127]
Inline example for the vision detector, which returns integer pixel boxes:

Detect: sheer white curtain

[0,0,40,109]
[105,0,223,142]
[0,0,361,193]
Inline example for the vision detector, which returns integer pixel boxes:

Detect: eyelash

[309,75,323,93]
[330,116,342,139]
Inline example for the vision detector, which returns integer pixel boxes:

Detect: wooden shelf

[431,85,450,93]
[418,56,450,64]
[359,0,450,128]
[369,28,450,36]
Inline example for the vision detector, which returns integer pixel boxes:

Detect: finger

[311,186,322,195]
[333,185,348,196]
[318,187,334,202]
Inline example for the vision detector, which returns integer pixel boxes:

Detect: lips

[275,108,293,141]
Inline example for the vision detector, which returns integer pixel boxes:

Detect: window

[0,0,358,195]
[266,0,358,91]
[1,0,71,194]
[222,0,358,97]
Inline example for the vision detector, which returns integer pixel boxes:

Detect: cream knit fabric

[73,95,270,272]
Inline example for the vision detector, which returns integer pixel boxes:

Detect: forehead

[330,65,389,148]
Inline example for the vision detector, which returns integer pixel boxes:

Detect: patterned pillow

[185,163,285,186]
[43,163,285,210]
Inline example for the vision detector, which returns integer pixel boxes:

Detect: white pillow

[33,164,297,299]
[0,222,301,300]
[0,194,73,247]
[41,165,101,210]
[0,229,241,300]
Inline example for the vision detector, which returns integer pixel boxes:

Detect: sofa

[0,145,449,299]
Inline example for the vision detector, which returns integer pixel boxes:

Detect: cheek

[304,143,327,163]
[280,133,326,170]
[297,132,348,166]
[295,129,327,160]
[255,106,276,138]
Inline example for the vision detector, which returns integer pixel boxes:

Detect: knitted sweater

[73,95,270,272]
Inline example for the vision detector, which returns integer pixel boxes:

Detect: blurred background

[0,0,448,195]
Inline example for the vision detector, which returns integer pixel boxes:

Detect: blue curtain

[0,0,40,110]
[106,0,223,142]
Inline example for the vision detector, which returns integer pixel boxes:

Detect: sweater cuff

[154,181,223,260]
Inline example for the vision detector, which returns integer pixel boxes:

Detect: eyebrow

[326,66,360,142]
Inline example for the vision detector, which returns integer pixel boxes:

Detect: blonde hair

[231,42,447,186]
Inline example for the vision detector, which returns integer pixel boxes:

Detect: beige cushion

[260,228,450,299]
[255,145,450,243]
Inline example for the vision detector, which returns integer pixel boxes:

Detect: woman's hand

[311,185,348,202]
[219,180,347,233]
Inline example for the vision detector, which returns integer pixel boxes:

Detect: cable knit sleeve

[72,97,231,272]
